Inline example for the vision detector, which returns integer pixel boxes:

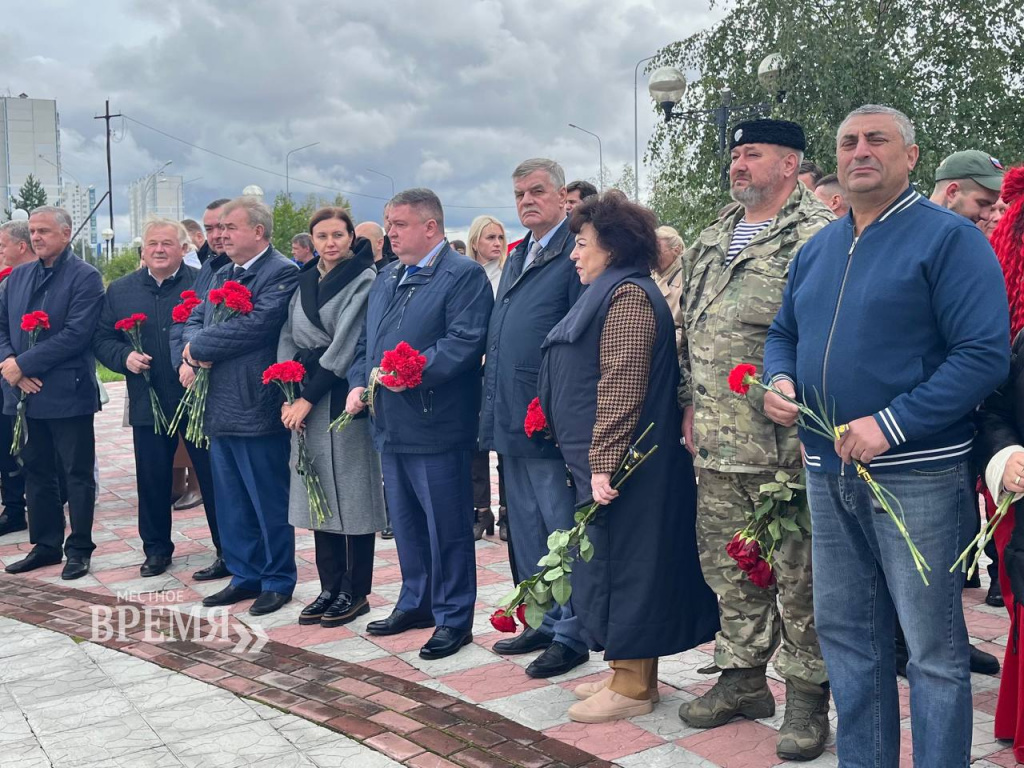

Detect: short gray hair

[0,220,31,247]
[142,218,189,246]
[838,104,916,146]
[389,188,445,230]
[221,197,273,239]
[29,206,72,231]
[291,233,313,250]
[512,158,565,190]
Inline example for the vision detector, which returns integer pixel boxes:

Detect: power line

[121,114,516,210]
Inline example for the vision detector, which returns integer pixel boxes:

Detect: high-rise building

[0,95,62,213]
[62,182,96,245]
[129,174,183,238]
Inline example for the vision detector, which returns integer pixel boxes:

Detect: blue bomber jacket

[764,186,1010,474]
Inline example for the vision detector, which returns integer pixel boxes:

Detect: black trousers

[313,530,375,598]
[0,414,25,523]
[471,451,507,509]
[23,415,95,559]
[133,426,220,559]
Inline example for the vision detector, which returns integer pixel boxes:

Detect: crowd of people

[0,101,1023,766]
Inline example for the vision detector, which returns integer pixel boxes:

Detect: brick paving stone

[369,709,427,734]
[448,723,507,749]
[365,732,426,761]
[678,719,785,768]
[325,712,388,740]
[543,721,665,762]
[450,747,515,768]
[406,726,468,756]
[369,689,423,712]
[408,754,464,768]
[406,705,463,729]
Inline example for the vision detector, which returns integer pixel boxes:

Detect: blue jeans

[807,463,972,768]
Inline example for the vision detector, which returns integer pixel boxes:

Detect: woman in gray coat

[278,207,387,628]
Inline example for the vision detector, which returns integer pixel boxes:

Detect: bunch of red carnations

[10,311,49,456]
[329,341,427,432]
[115,313,169,434]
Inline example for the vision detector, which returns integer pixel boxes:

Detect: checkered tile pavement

[0,382,1018,767]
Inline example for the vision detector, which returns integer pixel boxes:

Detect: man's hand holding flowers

[836,416,891,465]
[763,378,799,426]
[125,351,152,375]
[345,386,367,415]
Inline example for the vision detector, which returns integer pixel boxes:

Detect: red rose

[747,558,776,589]
[524,397,548,438]
[515,603,527,626]
[262,361,307,386]
[489,609,517,633]
[728,363,758,395]
[726,533,761,570]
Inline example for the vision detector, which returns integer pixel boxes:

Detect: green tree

[103,248,141,285]
[645,0,1024,241]
[5,174,48,218]
[271,192,351,255]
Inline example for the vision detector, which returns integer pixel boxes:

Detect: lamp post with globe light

[649,54,785,188]
[101,227,114,262]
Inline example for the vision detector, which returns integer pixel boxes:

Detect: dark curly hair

[568,191,658,271]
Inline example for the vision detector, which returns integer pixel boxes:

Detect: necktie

[232,265,244,279]
[406,265,421,278]
[524,240,542,270]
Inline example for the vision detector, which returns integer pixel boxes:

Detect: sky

[4,0,722,243]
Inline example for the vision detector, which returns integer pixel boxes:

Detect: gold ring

[1016,474,1021,486]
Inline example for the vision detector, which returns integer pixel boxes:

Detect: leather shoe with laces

[5,549,61,574]
[419,626,472,659]
[367,609,434,636]
[0,513,27,536]
[202,584,260,607]
[193,557,230,581]
[493,627,553,656]
[299,591,335,625]
[140,555,172,578]
[526,641,589,679]
[250,591,291,616]
[322,593,369,628]
[61,557,90,580]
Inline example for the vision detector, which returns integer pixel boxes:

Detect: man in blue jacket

[479,158,589,678]
[1,207,104,580]
[346,188,492,660]
[764,105,1010,768]
[183,197,299,616]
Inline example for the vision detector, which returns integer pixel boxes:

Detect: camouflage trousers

[696,467,826,685]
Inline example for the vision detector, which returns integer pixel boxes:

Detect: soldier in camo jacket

[676,119,834,762]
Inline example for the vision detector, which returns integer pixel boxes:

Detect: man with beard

[677,120,834,761]
[930,150,1004,228]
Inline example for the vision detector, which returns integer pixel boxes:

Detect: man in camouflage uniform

[677,119,834,761]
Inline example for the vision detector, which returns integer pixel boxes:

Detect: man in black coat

[0,207,104,579]
[94,219,219,579]
[183,197,299,616]
[479,159,589,678]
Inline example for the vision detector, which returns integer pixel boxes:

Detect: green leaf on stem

[551,577,572,605]
[543,567,564,582]
[525,601,546,630]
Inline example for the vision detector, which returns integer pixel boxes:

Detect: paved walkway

[0,382,1018,766]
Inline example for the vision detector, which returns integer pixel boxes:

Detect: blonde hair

[142,218,190,246]
[655,225,684,253]
[467,215,508,269]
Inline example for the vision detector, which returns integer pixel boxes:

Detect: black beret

[729,119,806,152]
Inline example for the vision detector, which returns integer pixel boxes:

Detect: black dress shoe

[493,627,553,655]
[250,591,291,616]
[193,557,230,581]
[366,609,435,636]
[299,591,334,625]
[202,584,260,607]
[5,549,61,574]
[381,526,395,540]
[525,641,589,679]
[970,644,1000,675]
[0,513,27,537]
[419,626,472,660]
[172,490,203,511]
[61,557,90,581]
[140,555,172,578]
[322,593,370,628]
[986,578,1005,608]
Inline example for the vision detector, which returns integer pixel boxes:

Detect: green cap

[935,150,1005,192]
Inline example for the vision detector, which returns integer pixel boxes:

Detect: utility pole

[94,100,121,252]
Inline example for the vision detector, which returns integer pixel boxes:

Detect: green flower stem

[951,491,1013,579]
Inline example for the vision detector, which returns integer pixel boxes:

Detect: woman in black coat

[538,193,719,724]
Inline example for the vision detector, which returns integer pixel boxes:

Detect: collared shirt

[148,267,180,287]
[400,239,446,284]
[235,245,272,273]
[523,221,562,256]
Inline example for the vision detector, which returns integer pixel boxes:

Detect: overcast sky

[5,0,720,241]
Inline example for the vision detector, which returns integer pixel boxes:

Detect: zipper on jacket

[821,236,859,407]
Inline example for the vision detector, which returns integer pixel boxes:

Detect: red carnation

[180,289,198,301]
[114,313,147,333]
[31,311,50,330]
[524,397,548,438]
[378,342,426,389]
[262,361,307,386]
[747,558,776,589]
[728,363,758,395]
[489,609,517,633]
[208,288,226,305]
[0,267,12,282]
[221,279,247,295]
[726,533,760,570]
[172,297,201,324]
[224,291,253,314]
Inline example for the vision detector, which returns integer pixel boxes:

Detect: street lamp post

[286,142,320,197]
[101,227,114,262]
[365,168,395,198]
[633,54,657,201]
[648,54,784,189]
[568,123,604,192]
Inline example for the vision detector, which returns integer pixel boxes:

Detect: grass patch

[97,364,124,383]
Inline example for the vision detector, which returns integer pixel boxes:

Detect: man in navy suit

[347,188,493,660]
[0,207,104,580]
[183,197,299,616]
